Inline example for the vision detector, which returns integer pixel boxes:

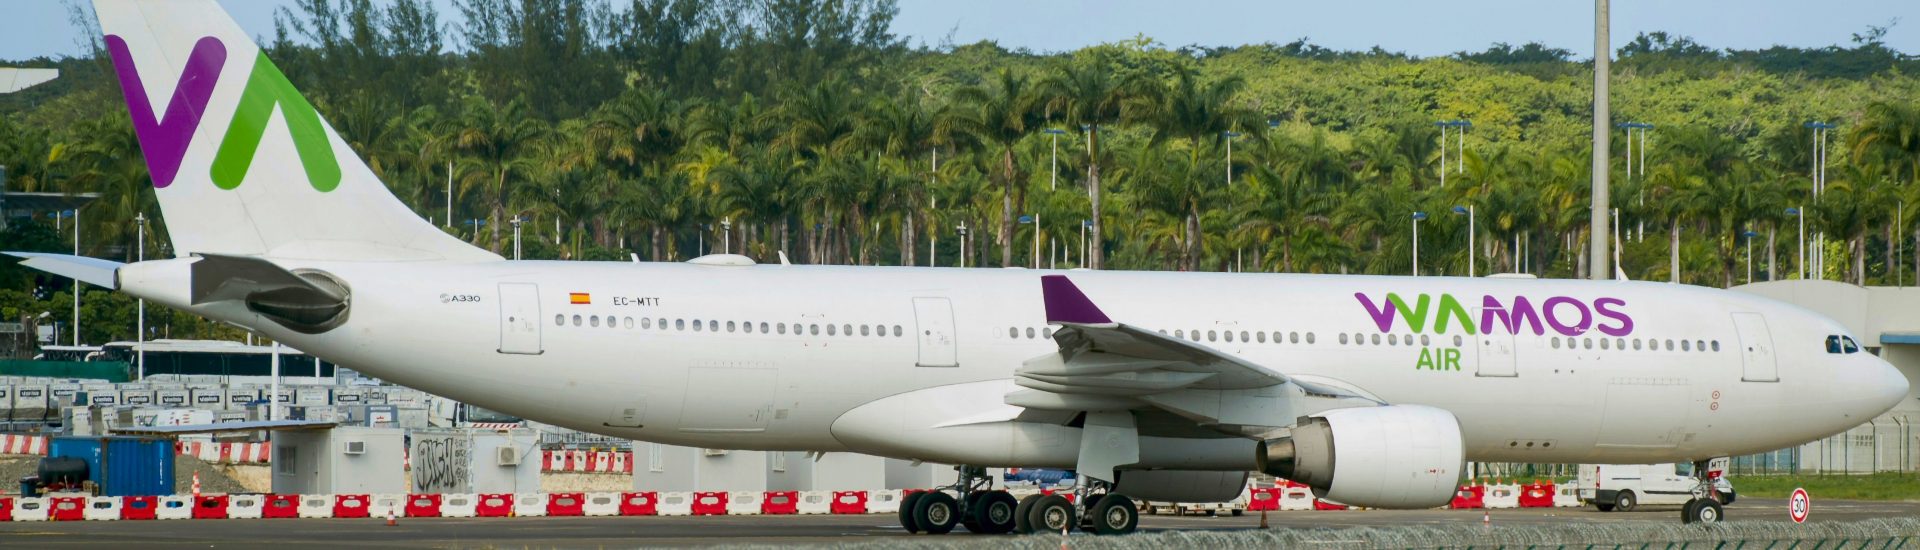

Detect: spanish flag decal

[569,292,591,305]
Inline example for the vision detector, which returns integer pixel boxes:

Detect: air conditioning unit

[343,440,366,455]
[497,446,520,466]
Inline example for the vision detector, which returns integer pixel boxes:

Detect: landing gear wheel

[1681,498,1724,524]
[1614,490,1638,512]
[1090,494,1139,535]
[1012,494,1043,534]
[1027,494,1077,534]
[899,492,926,533]
[972,491,1019,534]
[914,491,961,534]
[1717,491,1737,505]
[960,491,987,533]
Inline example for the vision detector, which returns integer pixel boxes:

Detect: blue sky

[3,0,1916,61]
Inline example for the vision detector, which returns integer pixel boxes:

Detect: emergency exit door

[1475,308,1518,377]
[497,283,543,355]
[912,297,958,367]
[1732,312,1778,382]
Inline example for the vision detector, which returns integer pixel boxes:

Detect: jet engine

[1256,404,1463,509]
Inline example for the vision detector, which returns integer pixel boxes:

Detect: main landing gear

[1679,459,1725,524]
[896,467,1141,536]
[899,466,1017,535]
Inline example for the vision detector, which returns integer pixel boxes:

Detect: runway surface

[2,498,1914,548]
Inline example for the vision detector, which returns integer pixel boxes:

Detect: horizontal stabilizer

[4,252,122,289]
[190,253,342,305]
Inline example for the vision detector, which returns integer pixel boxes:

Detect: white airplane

[13,0,1908,534]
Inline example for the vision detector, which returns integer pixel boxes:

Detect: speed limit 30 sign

[1789,487,1811,523]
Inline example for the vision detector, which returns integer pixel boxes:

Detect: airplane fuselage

[121,258,1899,470]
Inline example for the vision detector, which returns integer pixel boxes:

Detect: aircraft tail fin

[93,0,497,262]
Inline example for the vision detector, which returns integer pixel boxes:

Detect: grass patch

[1734,472,1920,500]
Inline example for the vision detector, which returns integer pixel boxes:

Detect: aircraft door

[1474,308,1518,377]
[1731,312,1779,382]
[912,297,958,367]
[497,283,543,355]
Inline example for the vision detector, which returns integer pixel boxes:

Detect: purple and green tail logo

[106,35,340,192]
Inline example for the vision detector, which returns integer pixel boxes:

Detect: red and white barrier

[655,492,693,516]
[297,495,334,518]
[1518,483,1556,508]
[83,496,123,521]
[0,434,48,455]
[582,492,620,516]
[546,492,586,516]
[795,491,831,515]
[12,497,50,521]
[512,493,548,517]
[867,490,903,515]
[829,491,868,514]
[691,492,727,516]
[475,494,513,517]
[155,495,194,520]
[121,496,159,520]
[177,442,271,464]
[1483,482,1521,509]
[441,494,479,518]
[227,494,265,519]
[540,450,638,473]
[1554,484,1583,508]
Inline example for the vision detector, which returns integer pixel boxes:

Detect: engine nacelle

[1112,470,1250,503]
[1256,404,1463,509]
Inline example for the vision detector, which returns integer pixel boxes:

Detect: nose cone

[1875,357,1911,414]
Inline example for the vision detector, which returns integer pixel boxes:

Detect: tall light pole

[445,160,453,229]
[1080,219,1090,268]
[1744,230,1759,285]
[510,216,524,260]
[1787,207,1805,279]
[1045,128,1066,190]
[71,208,79,346]
[1589,0,1612,280]
[1434,120,1471,186]
[1453,205,1474,277]
[135,212,146,380]
[956,223,969,268]
[1019,214,1041,269]
[721,218,733,255]
[1412,211,1428,276]
[1807,121,1834,280]
[1223,131,1241,186]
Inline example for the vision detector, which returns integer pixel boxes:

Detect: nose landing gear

[1680,458,1727,524]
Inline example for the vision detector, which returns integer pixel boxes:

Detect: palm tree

[1040,59,1141,270]
[452,94,549,253]
[948,69,1044,267]
[856,93,936,265]
[1133,66,1263,270]
[589,87,688,256]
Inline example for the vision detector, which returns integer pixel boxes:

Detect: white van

[1576,462,1735,511]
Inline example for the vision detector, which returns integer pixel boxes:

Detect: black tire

[1012,494,1042,534]
[1682,498,1724,524]
[1718,491,1736,505]
[973,491,1019,534]
[1027,495,1077,534]
[960,491,987,533]
[1614,490,1637,512]
[899,492,925,533]
[1090,494,1140,535]
[1596,502,1616,512]
[915,491,961,534]
[1230,509,1244,517]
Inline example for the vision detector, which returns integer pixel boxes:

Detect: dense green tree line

[4,0,1920,348]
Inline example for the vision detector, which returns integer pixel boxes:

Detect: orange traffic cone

[386,507,398,526]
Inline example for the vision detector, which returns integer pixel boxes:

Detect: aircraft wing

[1011,275,1371,417]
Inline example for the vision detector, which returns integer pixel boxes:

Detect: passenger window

[1024,327,1035,339]
[625,317,635,329]
[827,324,837,336]
[778,323,787,335]
[894,325,903,337]
[711,321,720,332]
[1257,332,1268,343]
[643,318,653,329]
[1240,331,1250,342]
[657,318,666,330]
[1340,333,1350,345]
[1421,335,1430,346]
[1189,330,1201,342]
[1306,333,1316,344]
[554,314,564,326]
[860,325,870,337]
[809,324,820,335]
[574,315,584,327]
[1600,338,1609,350]
[692,319,703,332]
[1044,328,1054,339]
[1695,340,1704,352]
[842,324,851,336]
[1665,339,1674,351]
[1633,339,1642,350]
[743,321,753,334]
[1582,338,1592,350]
[1175,329,1185,339]
[1616,338,1624,350]
[589,315,599,327]
[1370,334,1381,345]
[1387,334,1398,345]
[1681,340,1690,351]
[1551,337,1560,349]
[1224,331,1234,343]
[1450,335,1460,347]
[1709,340,1719,352]
[760,322,770,333]
[727,321,737,333]
[1207,330,1217,342]
[1290,332,1300,344]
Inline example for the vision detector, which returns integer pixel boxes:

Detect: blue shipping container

[48,436,175,496]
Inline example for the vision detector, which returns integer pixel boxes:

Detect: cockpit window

[1842,336,1861,354]
[1826,335,1843,354]
[1827,334,1863,354]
